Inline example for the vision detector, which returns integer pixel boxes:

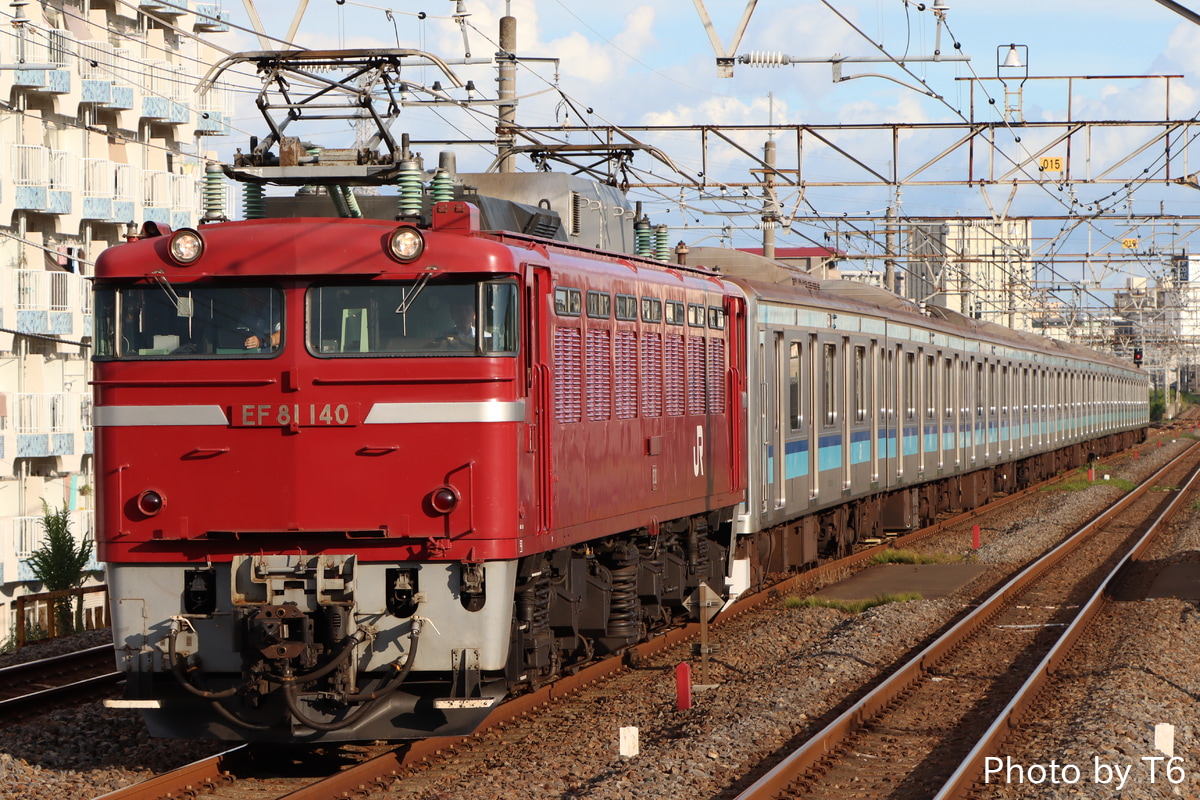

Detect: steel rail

[933,444,1200,798]
[91,443,1152,800]
[90,747,247,800]
[0,643,112,679]
[0,644,122,721]
[732,440,1198,800]
[0,672,123,714]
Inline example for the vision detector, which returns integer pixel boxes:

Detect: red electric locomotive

[95,192,746,741]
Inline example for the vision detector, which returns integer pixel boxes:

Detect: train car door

[874,342,888,489]
[758,328,772,516]
[773,330,787,509]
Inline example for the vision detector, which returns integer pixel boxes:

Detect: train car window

[853,346,866,423]
[707,306,725,330]
[555,287,582,316]
[944,358,953,419]
[687,303,706,327]
[1001,366,1009,415]
[905,352,916,420]
[665,300,684,325]
[615,294,638,321]
[586,291,611,319]
[93,283,283,359]
[926,355,935,419]
[976,362,985,417]
[823,343,837,426]
[305,279,518,357]
[990,365,998,416]
[641,297,663,323]
[788,343,802,430]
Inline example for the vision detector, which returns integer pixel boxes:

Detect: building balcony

[81,159,115,221]
[13,68,71,93]
[109,85,135,110]
[13,392,81,459]
[12,147,76,215]
[12,29,73,94]
[141,95,170,120]
[196,81,233,135]
[81,79,112,105]
[11,270,86,336]
[194,4,230,32]
[195,111,230,135]
[141,0,188,14]
[142,169,173,226]
[112,164,138,225]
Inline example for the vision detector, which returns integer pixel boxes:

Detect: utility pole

[497,15,517,173]
[762,138,776,260]
[884,205,897,293]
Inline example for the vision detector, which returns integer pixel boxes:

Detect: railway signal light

[1133,347,1143,365]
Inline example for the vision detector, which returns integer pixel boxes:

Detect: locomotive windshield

[93,279,519,359]
[93,284,283,359]
[307,279,518,357]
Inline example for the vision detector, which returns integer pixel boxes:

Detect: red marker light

[430,486,458,514]
[136,490,164,516]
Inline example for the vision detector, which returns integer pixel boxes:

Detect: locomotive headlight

[167,228,204,265]
[430,485,459,514]
[136,489,164,516]
[387,226,425,262]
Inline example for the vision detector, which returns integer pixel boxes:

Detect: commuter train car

[696,249,1148,582]
[95,176,1148,745]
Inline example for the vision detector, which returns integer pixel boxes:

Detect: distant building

[0,1,231,642]
[1113,257,1200,392]
[904,220,1033,330]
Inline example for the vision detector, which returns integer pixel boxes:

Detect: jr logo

[693,425,705,477]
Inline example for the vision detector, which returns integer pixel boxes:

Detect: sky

[204,0,1200,281]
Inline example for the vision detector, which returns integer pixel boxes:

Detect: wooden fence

[15,585,109,648]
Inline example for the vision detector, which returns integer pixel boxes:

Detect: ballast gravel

[0,435,1190,800]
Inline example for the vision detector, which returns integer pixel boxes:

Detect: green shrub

[784,592,922,613]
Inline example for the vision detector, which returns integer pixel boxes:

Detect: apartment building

[905,219,1034,330]
[0,0,231,642]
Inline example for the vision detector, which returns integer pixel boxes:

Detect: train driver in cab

[438,294,478,351]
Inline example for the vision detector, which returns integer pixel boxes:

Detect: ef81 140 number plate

[233,402,360,427]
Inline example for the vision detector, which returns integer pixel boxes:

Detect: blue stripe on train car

[850,429,871,464]
[877,430,897,459]
[924,424,938,453]
[903,426,919,456]
[786,439,809,479]
[818,433,842,471]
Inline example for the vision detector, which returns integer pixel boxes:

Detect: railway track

[732,440,1200,800]
[84,443,1165,800]
[85,442,1178,800]
[0,644,123,725]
